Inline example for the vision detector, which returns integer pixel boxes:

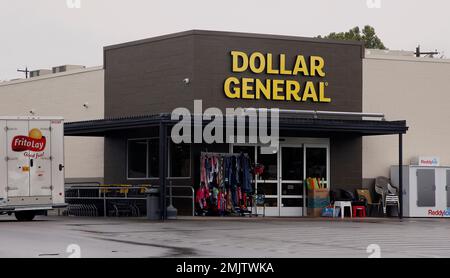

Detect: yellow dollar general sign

[224,51,331,103]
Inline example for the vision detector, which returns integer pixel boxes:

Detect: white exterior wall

[363,54,450,179]
[0,67,104,180]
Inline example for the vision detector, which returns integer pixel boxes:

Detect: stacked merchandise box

[306,178,330,217]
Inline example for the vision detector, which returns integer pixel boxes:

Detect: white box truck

[0,117,66,221]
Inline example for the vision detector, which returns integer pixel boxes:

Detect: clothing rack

[200,152,249,157]
[197,151,254,216]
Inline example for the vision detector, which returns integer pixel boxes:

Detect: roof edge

[104,29,365,52]
[0,66,103,87]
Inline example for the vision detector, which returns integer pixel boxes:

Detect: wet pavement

[1,215,449,258]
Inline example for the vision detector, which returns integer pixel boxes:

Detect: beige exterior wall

[0,67,104,180]
[363,53,450,179]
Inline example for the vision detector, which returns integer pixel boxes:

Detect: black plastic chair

[330,189,367,216]
[330,189,353,203]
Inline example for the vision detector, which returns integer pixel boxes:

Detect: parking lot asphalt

[1,215,449,258]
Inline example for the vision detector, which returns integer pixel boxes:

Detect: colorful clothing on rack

[196,152,254,216]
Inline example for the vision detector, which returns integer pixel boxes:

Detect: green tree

[318,25,387,50]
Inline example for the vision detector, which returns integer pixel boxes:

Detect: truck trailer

[0,117,66,221]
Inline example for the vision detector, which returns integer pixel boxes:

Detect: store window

[147,138,160,178]
[128,140,147,178]
[127,138,159,179]
[170,143,191,177]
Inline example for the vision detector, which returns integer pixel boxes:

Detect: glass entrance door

[232,140,329,217]
[280,146,304,216]
[305,145,329,188]
[304,144,329,216]
[256,146,279,216]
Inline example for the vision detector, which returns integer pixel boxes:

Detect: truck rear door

[50,119,65,204]
[6,121,31,197]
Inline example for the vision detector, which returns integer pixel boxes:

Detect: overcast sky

[1,0,449,80]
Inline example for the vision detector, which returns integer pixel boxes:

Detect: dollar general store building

[4,30,450,217]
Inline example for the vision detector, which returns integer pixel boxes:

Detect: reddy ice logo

[12,129,46,152]
[428,209,450,217]
[420,158,439,166]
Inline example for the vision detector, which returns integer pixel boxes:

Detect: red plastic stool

[352,206,366,217]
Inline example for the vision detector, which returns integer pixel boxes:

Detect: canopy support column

[399,133,403,219]
[159,123,168,221]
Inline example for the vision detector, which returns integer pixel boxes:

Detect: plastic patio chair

[356,189,382,216]
[375,176,400,216]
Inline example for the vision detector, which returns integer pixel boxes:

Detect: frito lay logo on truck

[12,129,46,152]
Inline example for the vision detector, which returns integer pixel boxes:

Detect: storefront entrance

[232,138,329,217]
